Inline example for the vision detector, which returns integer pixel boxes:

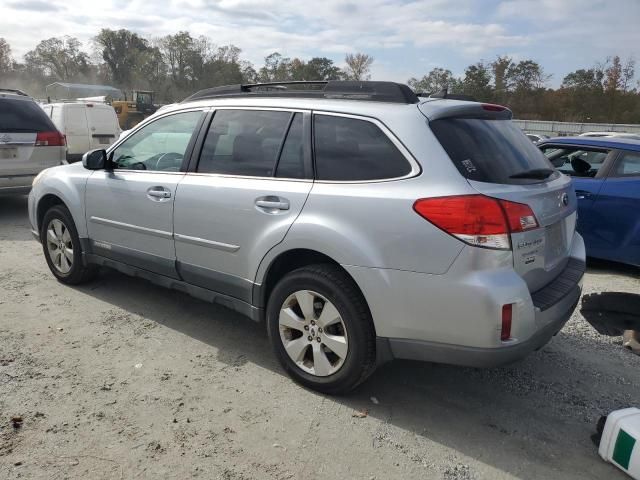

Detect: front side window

[313,115,411,181]
[541,146,609,177]
[197,110,293,177]
[111,111,202,172]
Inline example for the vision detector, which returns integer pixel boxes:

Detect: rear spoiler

[420,102,512,122]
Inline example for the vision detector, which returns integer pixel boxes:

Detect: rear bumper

[347,232,586,368]
[382,283,581,367]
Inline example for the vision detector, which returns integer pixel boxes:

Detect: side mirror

[82,149,108,170]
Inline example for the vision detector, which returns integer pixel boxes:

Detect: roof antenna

[430,87,448,99]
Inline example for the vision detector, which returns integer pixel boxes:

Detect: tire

[41,205,97,285]
[266,264,377,394]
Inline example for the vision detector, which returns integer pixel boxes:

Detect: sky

[2,0,639,86]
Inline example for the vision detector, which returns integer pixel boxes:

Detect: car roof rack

[0,88,29,97]
[183,81,420,104]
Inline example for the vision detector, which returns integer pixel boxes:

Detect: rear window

[430,118,556,184]
[0,98,56,133]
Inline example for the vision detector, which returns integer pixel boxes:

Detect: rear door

[173,108,313,303]
[87,105,119,150]
[428,115,577,292]
[63,105,90,156]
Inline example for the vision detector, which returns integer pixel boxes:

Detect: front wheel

[41,205,97,285]
[266,264,377,394]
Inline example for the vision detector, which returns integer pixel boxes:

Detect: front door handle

[575,190,592,200]
[255,196,290,211]
[147,187,171,199]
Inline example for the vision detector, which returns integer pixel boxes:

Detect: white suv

[29,81,585,393]
[0,89,65,194]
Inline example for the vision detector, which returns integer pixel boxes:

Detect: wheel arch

[36,193,67,234]
[254,248,372,323]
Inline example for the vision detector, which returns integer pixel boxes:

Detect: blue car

[539,137,640,267]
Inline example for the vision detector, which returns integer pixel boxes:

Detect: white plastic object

[599,407,640,479]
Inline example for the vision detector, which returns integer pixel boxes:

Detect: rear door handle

[255,197,290,211]
[147,187,172,199]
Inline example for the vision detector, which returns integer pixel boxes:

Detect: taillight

[501,304,513,341]
[413,194,539,250]
[35,131,66,147]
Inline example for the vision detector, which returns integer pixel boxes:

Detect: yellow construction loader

[112,90,157,130]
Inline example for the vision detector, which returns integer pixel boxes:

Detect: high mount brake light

[35,131,66,147]
[481,103,507,112]
[413,194,539,250]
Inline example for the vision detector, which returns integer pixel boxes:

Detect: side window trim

[189,107,313,181]
[272,113,296,177]
[311,110,420,183]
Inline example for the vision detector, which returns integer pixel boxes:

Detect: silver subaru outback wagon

[29,81,585,394]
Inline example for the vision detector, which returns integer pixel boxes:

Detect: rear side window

[275,113,305,179]
[198,110,292,177]
[430,118,555,184]
[313,115,411,181]
[0,98,56,133]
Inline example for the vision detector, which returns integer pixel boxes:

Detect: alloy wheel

[278,290,349,377]
[46,218,74,274]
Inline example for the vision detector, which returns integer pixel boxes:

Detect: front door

[173,108,313,303]
[85,110,204,277]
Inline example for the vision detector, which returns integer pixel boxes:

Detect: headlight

[32,169,48,186]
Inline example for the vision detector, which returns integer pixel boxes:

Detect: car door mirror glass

[82,149,108,170]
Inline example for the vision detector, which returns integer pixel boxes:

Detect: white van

[43,102,121,163]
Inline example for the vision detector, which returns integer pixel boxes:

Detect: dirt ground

[1,195,639,480]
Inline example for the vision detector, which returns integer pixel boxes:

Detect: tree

[562,68,604,90]
[24,36,89,81]
[160,31,197,86]
[508,60,550,92]
[259,52,292,82]
[492,55,512,101]
[344,53,373,81]
[0,38,13,74]
[93,29,151,86]
[461,62,493,100]
[408,67,457,93]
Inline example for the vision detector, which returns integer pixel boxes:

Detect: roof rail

[183,81,420,104]
[0,88,29,97]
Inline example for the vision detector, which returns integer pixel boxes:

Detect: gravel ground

[1,194,639,480]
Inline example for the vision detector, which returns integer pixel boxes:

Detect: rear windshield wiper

[509,168,554,180]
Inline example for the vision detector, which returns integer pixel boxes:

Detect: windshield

[430,118,557,184]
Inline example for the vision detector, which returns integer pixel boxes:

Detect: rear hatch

[0,95,64,175]
[423,103,576,292]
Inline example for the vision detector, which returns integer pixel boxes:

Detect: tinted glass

[111,111,201,171]
[198,110,291,177]
[0,98,56,132]
[614,151,640,177]
[541,146,608,177]
[430,118,556,184]
[314,115,411,181]
[276,113,305,179]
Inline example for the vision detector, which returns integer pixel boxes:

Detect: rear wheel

[41,205,97,284]
[266,264,376,394]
